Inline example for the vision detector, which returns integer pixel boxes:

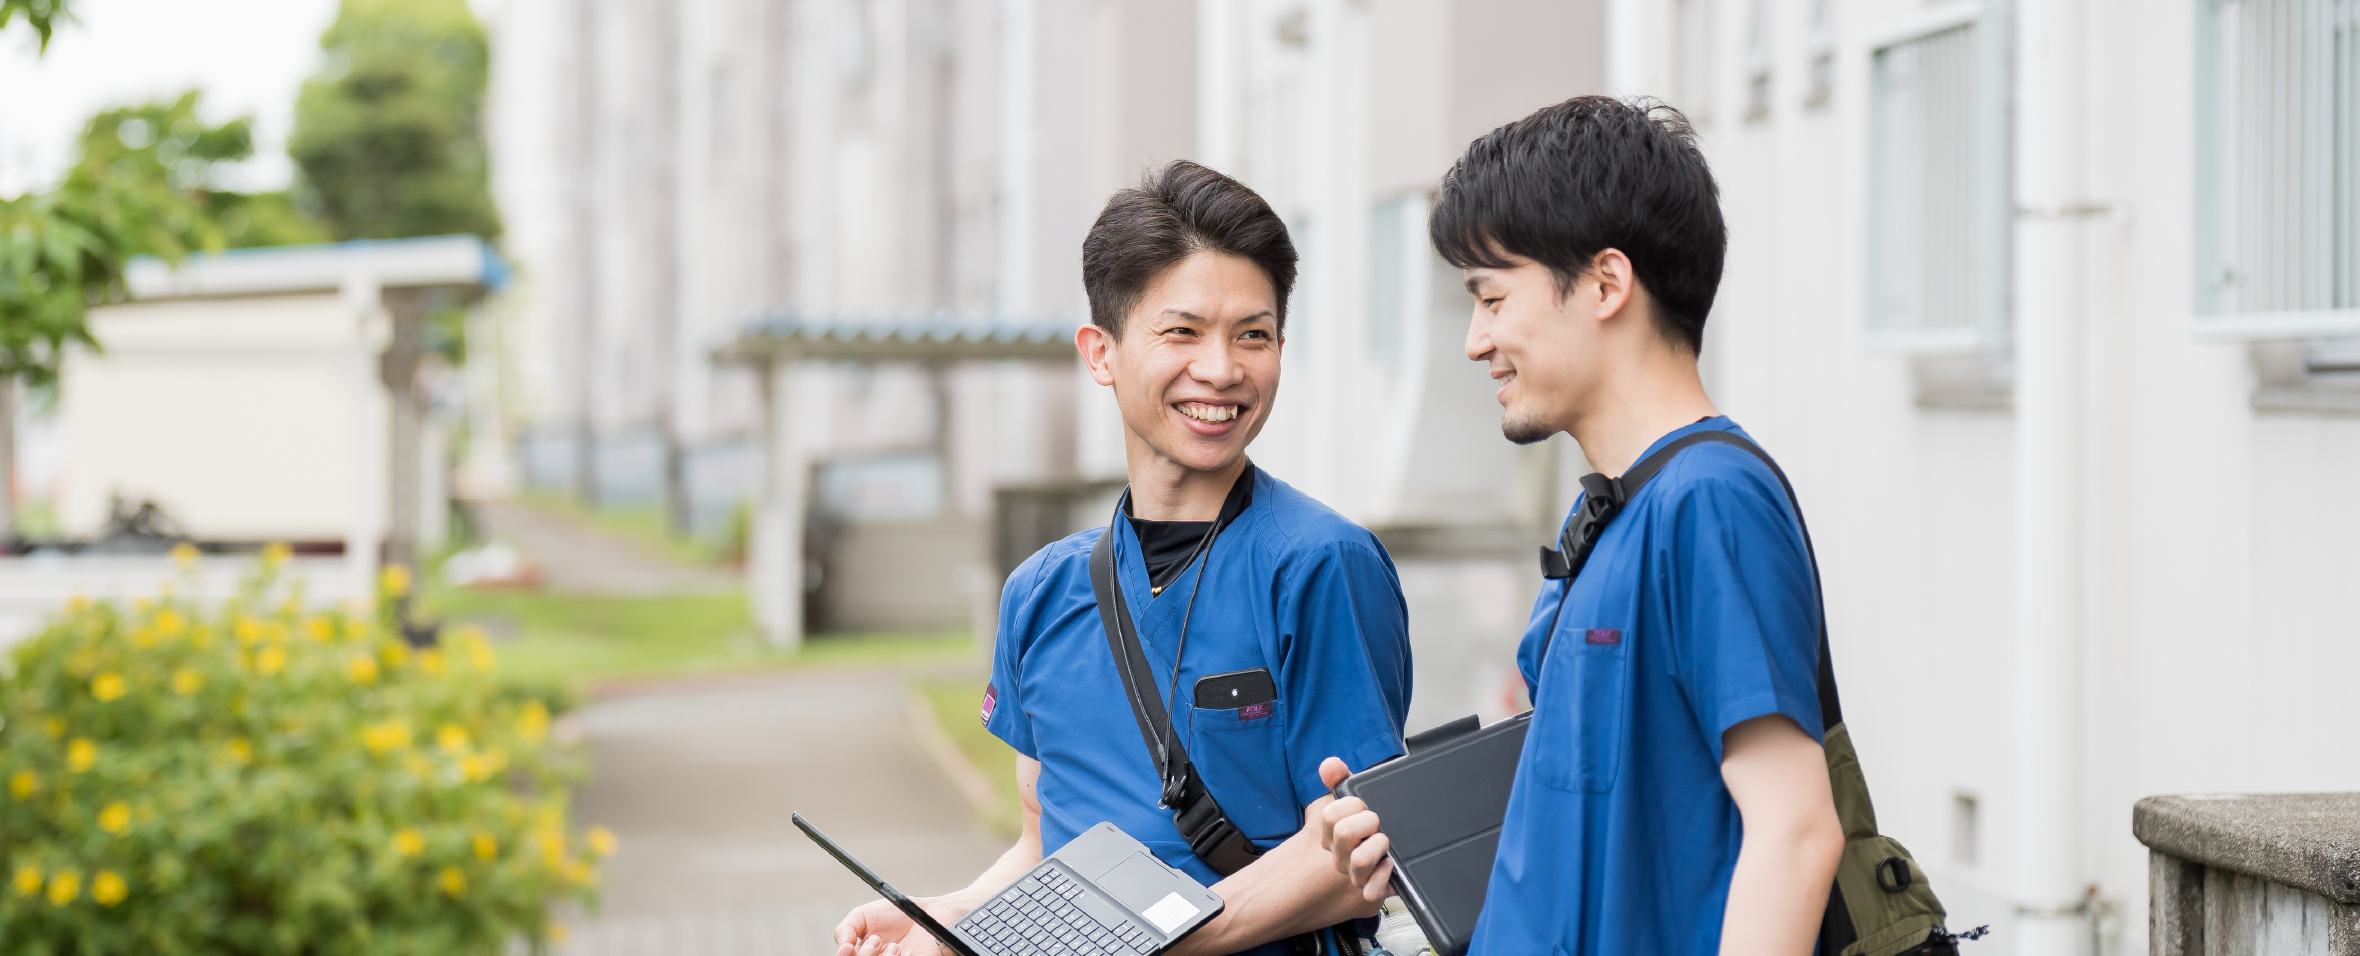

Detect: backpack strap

[1087,526,1265,876]
[1536,429,1844,735]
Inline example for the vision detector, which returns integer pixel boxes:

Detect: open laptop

[794,812,1223,956]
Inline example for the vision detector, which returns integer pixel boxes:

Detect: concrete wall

[59,293,382,543]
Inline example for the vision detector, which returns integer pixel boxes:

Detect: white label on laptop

[1142,892,1198,934]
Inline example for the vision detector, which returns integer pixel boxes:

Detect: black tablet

[1333,711,1530,956]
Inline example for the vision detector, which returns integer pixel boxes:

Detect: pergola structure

[714,312,1082,649]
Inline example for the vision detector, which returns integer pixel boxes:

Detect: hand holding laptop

[836,896,968,956]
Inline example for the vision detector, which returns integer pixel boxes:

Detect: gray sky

[0,0,339,196]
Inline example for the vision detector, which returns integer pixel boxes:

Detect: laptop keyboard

[959,866,1163,955]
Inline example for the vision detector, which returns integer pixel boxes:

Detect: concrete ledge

[2135,794,2360,904]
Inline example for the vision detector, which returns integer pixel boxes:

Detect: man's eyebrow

[1463,275,1488,296]
[1158,308,1276,323]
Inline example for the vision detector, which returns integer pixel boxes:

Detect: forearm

[1169,825,1380,956]
[939,829,1044,908]
[1717,830,1841,956]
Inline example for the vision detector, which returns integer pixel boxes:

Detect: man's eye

[1240,330,1272,341]
[1163,326,1196,337]
[1480,297,1503,310]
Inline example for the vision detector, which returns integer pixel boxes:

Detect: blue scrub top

[984,467,1413,956]
[1471,417,1825,955]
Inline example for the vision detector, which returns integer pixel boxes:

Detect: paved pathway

[555,670,1004,955]
[465,496,1005,954]
[468,498,740,596]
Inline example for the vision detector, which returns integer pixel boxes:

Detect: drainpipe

[2011,0,2090,952]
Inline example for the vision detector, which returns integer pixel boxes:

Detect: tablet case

[1334,711,1530,956]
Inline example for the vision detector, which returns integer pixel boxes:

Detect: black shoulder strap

[1540,429,1844,727]
[1087,528,1265,876]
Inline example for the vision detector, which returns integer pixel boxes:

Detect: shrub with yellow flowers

[0,552,610,954]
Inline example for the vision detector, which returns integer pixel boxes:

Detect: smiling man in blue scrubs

[1318,97,1846,954]
[832,160,1413,956]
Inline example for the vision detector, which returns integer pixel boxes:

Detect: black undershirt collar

[1124,466,1256,593]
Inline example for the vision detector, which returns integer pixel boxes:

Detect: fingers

[1318,795,1367,853]
[855,934,887,956]
[1348,831,1391,887]
[1318,756,1352,791]
[1325,802,1380,876]
[1360,858,1396,903]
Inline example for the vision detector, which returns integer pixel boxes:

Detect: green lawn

[425,584,970,696]
[920,675,1023,836]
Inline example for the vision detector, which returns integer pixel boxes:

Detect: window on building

[1744,0,1774,123]
[1864,6,2012,352]
[1675,0,1719,122]
[1804,0,1836,109]
[2194,0,2360,337]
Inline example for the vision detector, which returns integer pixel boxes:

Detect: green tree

[0,0,69,52]
[289,0,501,242]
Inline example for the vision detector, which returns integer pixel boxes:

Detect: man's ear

[1587,248,1638,327]
[1075,322,1118,387]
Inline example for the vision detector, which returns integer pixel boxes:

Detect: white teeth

[1180,403,1237,423]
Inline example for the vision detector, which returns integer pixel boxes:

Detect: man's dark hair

[1429,95,1727,354]
[1082,160,1297,334]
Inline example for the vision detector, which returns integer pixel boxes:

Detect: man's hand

[1314,756,1395,903]
[832,896,971,956]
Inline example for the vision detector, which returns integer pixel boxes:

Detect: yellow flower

[262,541,291,568]
[562,858,596,886]
[253,645,287,676]
[66,594,90,613]
[360,720,412,755]
[225,738,253,765]
[8,769,38,799]
[304,616,336,643]
[417,648,446,676]
[46,869,78,906]
[436,724,470,754]
[91,672,127,702]
[12,864,40,897]
[347,654,380,686]
[548,921,569,945]
[537,830,566,869]
[67,738,97,773]
[41,717,64,739]
[472,832,499,861]
[98,802,131,835]
[234,615,263,646]
[437,866,468,897]
[91,870,126,907]
[129,626,158,649]
[391,828,424,857]
[155,609,186,638]
[518,700,550,744]
[379,565,411,598]
[465,634,496,671]
[170,542,200,568]
[458,754,493,783]
[171,668,203,696]
[587,825,618,858]
[381,641,410,670]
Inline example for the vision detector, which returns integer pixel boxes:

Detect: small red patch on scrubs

[1238,702,1273,721]
[1585,628,1623,646]
[980,685,999,725]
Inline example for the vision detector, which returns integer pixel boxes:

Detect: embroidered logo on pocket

[1237,702,1273,721]
[1585,628,1622,646]
[980,685,998,725]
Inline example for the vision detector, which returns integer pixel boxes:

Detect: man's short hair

[1082,160,1298,335]
[1429,95,1727,354]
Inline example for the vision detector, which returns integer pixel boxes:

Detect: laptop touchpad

[1098,853,1195,918]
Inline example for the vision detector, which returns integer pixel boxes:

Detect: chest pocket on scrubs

[1187,698,1295,841]
[1532,616,1634,793]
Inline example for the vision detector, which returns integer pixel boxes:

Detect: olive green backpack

[1550,430,1983,955]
